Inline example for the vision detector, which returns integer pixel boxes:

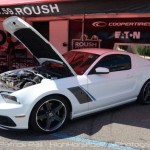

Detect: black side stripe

[68,86,94,104]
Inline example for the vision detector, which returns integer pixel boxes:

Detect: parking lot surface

[0,101,150,150]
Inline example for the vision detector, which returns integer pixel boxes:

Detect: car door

[87,54,137,110]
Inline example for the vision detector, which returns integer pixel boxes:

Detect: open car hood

[3,16,76,75]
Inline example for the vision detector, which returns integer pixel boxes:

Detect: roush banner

[0,3,61,17]
[0,0,150,17]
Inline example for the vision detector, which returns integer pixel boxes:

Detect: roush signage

[0,3,60,17]
[0,0,150,17]
[72,35,101,49]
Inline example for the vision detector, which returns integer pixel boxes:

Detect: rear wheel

[138,80,150,104]
[30,95,69,133]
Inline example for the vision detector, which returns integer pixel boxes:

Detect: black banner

[70,18,150,49]
[0,3,61,17]
[0,0,150,17]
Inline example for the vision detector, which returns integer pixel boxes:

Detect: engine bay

[0,61,73,91]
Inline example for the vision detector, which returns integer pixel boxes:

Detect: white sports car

[0,16,150,133]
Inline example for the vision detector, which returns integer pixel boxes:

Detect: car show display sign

[70,18,150,49]
[72,34,101,49]
[0,0,150,17]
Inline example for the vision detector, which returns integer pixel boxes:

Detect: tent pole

[81,14,85,41]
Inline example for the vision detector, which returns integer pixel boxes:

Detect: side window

[89,54,131,74]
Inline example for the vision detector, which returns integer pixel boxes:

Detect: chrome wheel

[143,82,150,104]
[35,99,67,132]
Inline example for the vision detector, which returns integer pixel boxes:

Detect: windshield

[63,51,99,75]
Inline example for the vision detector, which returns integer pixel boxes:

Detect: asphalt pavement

[0,101,150,150]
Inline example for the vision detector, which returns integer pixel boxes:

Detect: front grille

[0,115,16,127]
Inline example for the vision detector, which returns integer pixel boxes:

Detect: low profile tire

[29,95,69,133]
[138,80,150,104]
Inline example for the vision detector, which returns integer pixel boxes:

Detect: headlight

[1,94,20,104]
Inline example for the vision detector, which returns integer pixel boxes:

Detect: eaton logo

[115,31,141,39]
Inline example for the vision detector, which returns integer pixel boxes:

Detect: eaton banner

[70,18,150,49]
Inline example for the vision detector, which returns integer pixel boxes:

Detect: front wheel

[29,95,69,133]
[138,80,150,104]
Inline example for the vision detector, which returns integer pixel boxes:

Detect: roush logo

[92,21,107,27]
[0,3,60,17]
[72,34,101,49]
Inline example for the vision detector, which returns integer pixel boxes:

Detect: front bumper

[0,94,29,130]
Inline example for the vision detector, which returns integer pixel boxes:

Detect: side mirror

[95,67,109,74]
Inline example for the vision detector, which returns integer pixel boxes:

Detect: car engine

[0,61,73,92]
[0,69,43,91]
